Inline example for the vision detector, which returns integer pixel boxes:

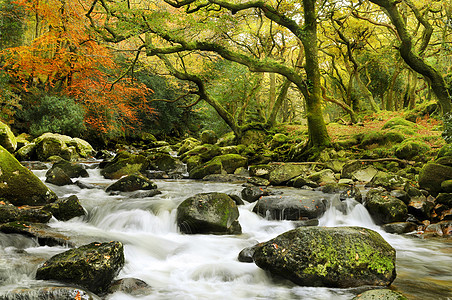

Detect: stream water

[0,166,451,299]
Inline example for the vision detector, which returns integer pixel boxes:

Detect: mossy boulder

[47,160,89,178]
[189,158,223,179]
[36,241,125,294]
[321,183,362,202]
[418,163,452,195]
[269,133,289,149]
[67,138,95,158]
[382,117,416,130]
[360,131,404,148]
[146,152,181,172]
[241,186,271,203]
[178,137,201,156]
[394,139,430,160]
[189,154,247,179]
[0,121,17,153]
[34,133,78,161]
[0,221,72,246]
[239,129,266,146]
[253,226,396,288]
[176,192,241,234]
[45,167,74,186]
[0,146,58,206]
[407,196,435,220]
[15,143,36,161]
[353,289,407,300]
[437,143,452,159]
[364,189,408,224]
[252,195,327,220]
[366,171,407,191]
[267,163,310,185]
[106,174,157,192]
[249,164,277,179]
[180,144,221,163]
[100,152,148,179]
[307,169,336,185]
[212,154,248,173]
[200,130,218,144]
[0,200,52,223]
[43,195,85,221]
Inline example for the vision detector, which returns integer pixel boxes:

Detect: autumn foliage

[1,0,154,135]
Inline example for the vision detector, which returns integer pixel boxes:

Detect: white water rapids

[0,167,451,299]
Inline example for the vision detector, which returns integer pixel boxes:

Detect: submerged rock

[36,241,125,294]
[252,195,326,221]
[176,192,241,235]
[353,288,407,300]
[0,286,101,300]
[253,226,396,288]
[47,160,89,178]
[0,221,72,247]
[0,146,58,206]
[45,167,73,186]
[107,278,152,296]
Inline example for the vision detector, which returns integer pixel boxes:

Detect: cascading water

[0,167,450,299]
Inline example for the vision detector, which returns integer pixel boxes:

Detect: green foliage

[0,72,21,124]
[16,95,85,137]
[0,0,25,49]
[442,112,452,144]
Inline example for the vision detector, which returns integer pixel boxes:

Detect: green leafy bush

[17,95,86,137]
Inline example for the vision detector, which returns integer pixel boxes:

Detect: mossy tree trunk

[369,0,452,114]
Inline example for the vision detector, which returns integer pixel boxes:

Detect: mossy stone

[189,159,223,179]
[100,152,148,179]
[36,241,125,294]
[364,189,408,224]
[418,163,452,195]
[176,192,241,234]
[0,121,17,153]
[253,226,396,288]
[353,289,407,300]
[382,117,416,129]
[178,137,201,156]
[106,174,157,192]
[200,130,218,144]
[44,195,85,221]
[0,146,58,206]
[394,139,430,160]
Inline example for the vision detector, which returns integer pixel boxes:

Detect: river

[0,166,451,299]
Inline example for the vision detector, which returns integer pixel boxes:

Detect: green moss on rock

[0,121,17,153]
[100,152,148,179]
[253,226,396,288]
[0,146,58,206]
[394,139,430,160]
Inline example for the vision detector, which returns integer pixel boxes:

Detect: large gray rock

[253,226,396,288]
[0,121,17,153]
[36,241,125,294]
[252,195,327,220]
[176,192,241,234]
[0,146,58,206]
[364,189,408,225]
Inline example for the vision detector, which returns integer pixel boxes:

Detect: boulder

[248,164,277,179]
[241,186,271,203]
[0,121,17,153]
[407,196,435,220]
[252,195,327,221]
[267,163,310,185]
[307,169,336,185]
[321,183,362,202]
[107,278,152,296]
[364,189,408,225]
[176,192,241,234]
[269,133,289,149]
[418,163,452,195]
[178,138,202,156]
[180,144,221,163]
[47,160,89,178]
[34,133,79,161]
[0,146,58,206]
[394,139,430,160]
[353,289,407,300]
[15,143,36,161]
[189,159,223,179]
[0,221,73,247]
[146,152,182,172]
[0,286,100,300]
[253,226,396,288]
[67,137,95,158]
[100,152,148,179]
[43,195,85,221]
[289,175,319,189]
[382,222,418,234]
[45,167,73,186]
[106,174,157,192]
[238,244,260,263]
[352,166,378,183]
[200,130,218,144]
[0,200,52,223]
[36,241,125,294]
[366,171,407,191]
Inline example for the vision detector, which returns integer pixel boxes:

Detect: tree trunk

[300,0,330,151]
[369,0,451,114]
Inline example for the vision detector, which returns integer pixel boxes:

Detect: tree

[86,0,331,156]
[366,0,451,114]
